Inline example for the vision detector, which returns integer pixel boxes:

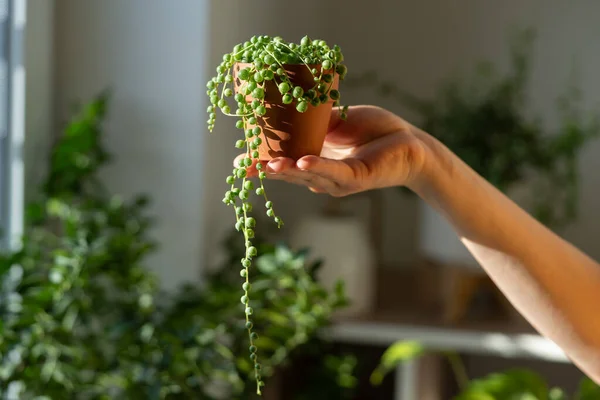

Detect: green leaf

[255,254,277,274]
[25,203,46,224]
[334,279,346,299]
[306,258,323,278]
[41,356,57,382]
[140,323,154,343]
[274,244,293,264]
[548,387,568,400]
[370,341,425,386]
[254,335,281,351]
[575,377,600,400]
[62,305,78,331]
[458,369,548,400]
[263,310,289,326]
[27,287,54,303]
[454,391,496,400]
[332,279,349,308]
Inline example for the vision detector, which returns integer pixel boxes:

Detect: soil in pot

[233,63,339,161]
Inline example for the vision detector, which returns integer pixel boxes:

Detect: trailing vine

[206,34,348,395]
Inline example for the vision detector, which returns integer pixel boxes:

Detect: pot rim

[233,61,338,73]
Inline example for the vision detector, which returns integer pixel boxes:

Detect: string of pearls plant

[206,34,348,395]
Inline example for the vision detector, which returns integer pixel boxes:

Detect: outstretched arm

[238,105,600,382]
[411,128,600,383]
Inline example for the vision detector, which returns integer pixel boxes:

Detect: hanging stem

[444,351,470,392]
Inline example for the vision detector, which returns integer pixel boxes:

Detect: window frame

[0,0,26,251]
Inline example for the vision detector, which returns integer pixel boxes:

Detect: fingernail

[297,158,313,171]
[267,159,282,173]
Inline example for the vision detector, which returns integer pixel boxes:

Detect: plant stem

[444,351,469,392]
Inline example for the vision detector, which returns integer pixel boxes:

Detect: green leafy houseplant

[197,228,355,399]
[346,28,600,229]
[206,34,349,393]
[0,92,163,399]
[371,340,600,399]
[0,93,357,399]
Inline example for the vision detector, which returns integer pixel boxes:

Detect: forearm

[409,131,600,382]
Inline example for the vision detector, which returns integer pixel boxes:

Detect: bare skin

[235,105,600,383]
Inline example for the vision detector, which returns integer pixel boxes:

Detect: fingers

[264,157,293,174]
[272,156,353,196]
[264,158,302,184]
[233,154,353,196]
[281,167,341,195]
[296,155,357,186]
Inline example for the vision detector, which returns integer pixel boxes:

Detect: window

[0,0,25,251]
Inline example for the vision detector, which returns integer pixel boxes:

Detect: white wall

[24,0,54,201]
[54,0,209,290]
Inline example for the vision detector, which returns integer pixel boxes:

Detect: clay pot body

[233,63,339,161]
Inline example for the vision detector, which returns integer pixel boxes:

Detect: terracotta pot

[233,63,339,161]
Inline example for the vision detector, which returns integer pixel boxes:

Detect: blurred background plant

[0,93,358,400]
[346,27,600,230]
[371,340,600,400]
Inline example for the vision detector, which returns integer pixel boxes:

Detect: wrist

[405,128,455,203]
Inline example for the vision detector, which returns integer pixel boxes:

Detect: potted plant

[345,28,600,270]
[206,34,348,393]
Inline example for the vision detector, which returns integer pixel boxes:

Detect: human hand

[234,105,427,197]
